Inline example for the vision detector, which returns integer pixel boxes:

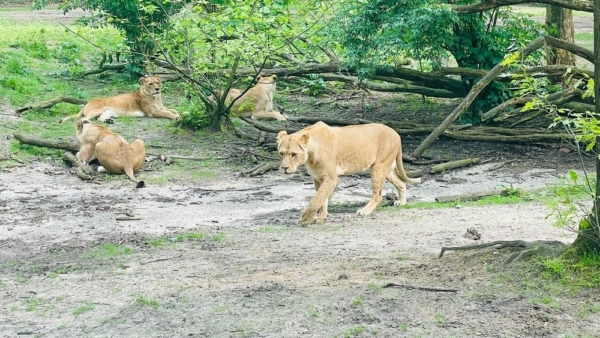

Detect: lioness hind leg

[98,109,117,123]
[387,170,407,206]
[357,166,387,216]
[95,142,124,174]
[129,139,147,172]
[251,110,287,121]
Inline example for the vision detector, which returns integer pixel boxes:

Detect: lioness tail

[395,150,421,184]
[60,109,84,123]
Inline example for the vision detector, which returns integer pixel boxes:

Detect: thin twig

[194,183,278,192]
[438,240,527,258]
[383,283,458,293]
[141,254,183,265]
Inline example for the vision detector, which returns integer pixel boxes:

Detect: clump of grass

[86,243,133,259]
[134,295,159,309]
[147,232,206,247]
[73,302,95,316]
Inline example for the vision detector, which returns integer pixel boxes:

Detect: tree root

[438,240,567,264]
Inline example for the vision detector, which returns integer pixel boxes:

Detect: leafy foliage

[158,0,333,129]
[326,0,544,120]
[33,0,189,76]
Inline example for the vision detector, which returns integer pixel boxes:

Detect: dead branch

[194,183,278,192]
[62,152,96,180]
[487,159,517,171]
[438,240,528,258]
[14,133,79,152]
[383,283,458,293]
[16,96,88,114]
[239,117,299,134]
[81,64,127,77]
[115,217,142,221]
[450,0,592,14]
[241,161,280,176]
[141,254,183,265]
[412,37,546,158]
[435,189,505,203]
[429,158,481,174]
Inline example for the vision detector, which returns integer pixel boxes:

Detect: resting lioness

[75,120,146,186]
[225,75,287,121]
[61,76,180,123]
[277,122,421,226]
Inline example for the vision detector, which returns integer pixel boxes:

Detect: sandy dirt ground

[1,5,600,338]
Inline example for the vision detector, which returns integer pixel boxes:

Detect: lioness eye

[291,153,297,158]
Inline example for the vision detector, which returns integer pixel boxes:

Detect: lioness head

[277,130,309,174]
[139,76,163,96]
[256,74,277,85]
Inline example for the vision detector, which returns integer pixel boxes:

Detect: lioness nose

[281,166,289,171]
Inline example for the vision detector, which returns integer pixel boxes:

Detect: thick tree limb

[412,37,546,158]
[318,73,461,98]
[16,96,88,114]
[430,158,481,174]
[449,0,592,14]
[544,35,594,63]
[13,133,79,152]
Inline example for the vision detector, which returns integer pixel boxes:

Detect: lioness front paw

[299,209,316,227]
[356,208,372,217]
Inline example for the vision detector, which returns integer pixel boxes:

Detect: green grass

[342,325,366,338]
[86,243,133,259]
[134,295,159,309]
[147,232,207,247]
[73,301,95,316]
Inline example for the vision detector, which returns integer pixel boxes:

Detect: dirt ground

[2,6,600,338]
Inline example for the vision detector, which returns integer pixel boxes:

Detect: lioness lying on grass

[62,76,180,123]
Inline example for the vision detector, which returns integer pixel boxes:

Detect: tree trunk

[569,0,600,254]
[546,6,576,84]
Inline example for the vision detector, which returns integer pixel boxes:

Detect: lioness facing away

[61,76,180,123]
[75,120,146,186]
[225,75,287,121]
[277,122,421,226]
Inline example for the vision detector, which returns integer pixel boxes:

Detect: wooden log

[62,152,96,180]
[13,133,79,152]
[430,158,481,174]
[412,37,546,158]
[16,96,88,114]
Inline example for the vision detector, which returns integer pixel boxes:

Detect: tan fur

[226,75,286,121]
[277,122,421,226]
[75,121,146,183]
[61,76,180,123]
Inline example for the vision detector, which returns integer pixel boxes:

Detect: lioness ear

[299,133,309,148]
[139,77,146,85]
[272,75,277,81]
[256,75,263,82]
[276,130,288,143]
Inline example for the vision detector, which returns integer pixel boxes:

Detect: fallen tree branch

[487,159,517,171]
[430,158,481,174]
[194,183,279,192]
[62,152,96,180]
[383,283,458,293]
[16,96,88,114]
[435,189,506,203]
[412,36,546,158]
[81,63,127,77]
[14,133,79,152]
[438,240,528,258]
[240,161,280,176]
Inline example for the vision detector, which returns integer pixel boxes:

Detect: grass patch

[147,232,206,247]
[342,325,366,338]
[73,302,95,316]
[134,295,159,309]
[542,251,600,287]
[86,243,133,259]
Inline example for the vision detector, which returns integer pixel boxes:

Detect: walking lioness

[277,122,421,226]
